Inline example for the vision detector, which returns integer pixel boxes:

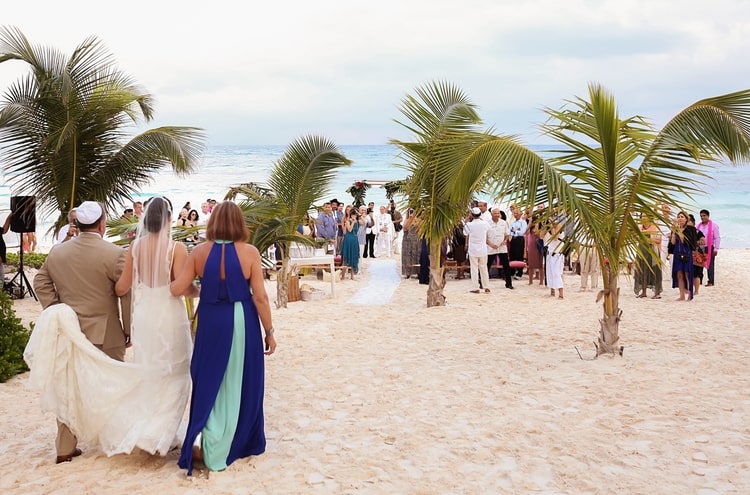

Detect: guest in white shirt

[56,209,78,244]
[464,207,491,293]
[375,205,393,257]
[486,208,513,289]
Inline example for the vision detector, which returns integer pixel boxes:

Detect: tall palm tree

[487,83,750,355]
[390,81,543,307]
[0,26,206,233]
[224,134,351,308]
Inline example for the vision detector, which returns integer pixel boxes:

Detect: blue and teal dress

[179,241,266,474]
[340,221,360,274]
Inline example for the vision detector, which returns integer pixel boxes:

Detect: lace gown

[179,241,266,474]
[23,240,193,456]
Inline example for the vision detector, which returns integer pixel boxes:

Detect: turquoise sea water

[1,144,748,250]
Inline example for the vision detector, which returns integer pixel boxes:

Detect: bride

[112,196,194,455]
[24,197,194,456]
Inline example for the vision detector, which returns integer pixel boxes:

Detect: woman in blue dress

[670,210,698,301]
[340,207,361,280]
[171,201,277,475]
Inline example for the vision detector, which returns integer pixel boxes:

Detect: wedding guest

[544,222,566,299]
[657,203,673,286]
[696,209,720,287]
[33,201,131,464]
[670,211,698,301]
[525,222,545,285]
[464,207,491,293]
[486,207,513,289]
[688,214,708,295]
[389,200,403,255]
[509,207,528,279]
[56,209,78,244]
[401,208,420,279]
[133,201,144,218]
[184,209,200,243]
[356,206,367,253]
[633,213,662,299]
[477,200,492,222]
[363,203,376,258]
[375,205,393,257]
[331,198,344,253]
[171,201,276,475]
[0,212,13,284]
[22,231,37,252]
[340,208,361,280]
[577,241,599,291]
[316,202,337,254]
[451,221,468,280]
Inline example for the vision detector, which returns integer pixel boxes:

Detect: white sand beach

[1,249,748,494]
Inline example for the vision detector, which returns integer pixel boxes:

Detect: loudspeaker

[10,196,36,233]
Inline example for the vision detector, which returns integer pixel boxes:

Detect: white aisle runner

[348,259,401,305]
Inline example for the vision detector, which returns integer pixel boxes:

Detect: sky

[1,0,749,146]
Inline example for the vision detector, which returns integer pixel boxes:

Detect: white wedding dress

[24,238,193,456]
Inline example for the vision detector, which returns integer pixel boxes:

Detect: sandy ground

[1,249,748,494]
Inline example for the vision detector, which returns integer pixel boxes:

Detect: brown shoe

[56,448,82,464]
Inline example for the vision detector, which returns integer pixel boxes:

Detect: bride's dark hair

[143,197,173,233]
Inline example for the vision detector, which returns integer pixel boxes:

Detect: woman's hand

[264,334,277,355]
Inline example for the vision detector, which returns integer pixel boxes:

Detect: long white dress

[24,240,192,456]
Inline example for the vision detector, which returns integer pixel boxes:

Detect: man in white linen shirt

[375,205,393,257]
[464,207,491,293]
[486,207,513,289]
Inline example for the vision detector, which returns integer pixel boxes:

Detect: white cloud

[2,0,750,145]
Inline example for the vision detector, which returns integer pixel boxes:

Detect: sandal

[470,289,481,294]
[636,294,647,298]
[651,295,661,299]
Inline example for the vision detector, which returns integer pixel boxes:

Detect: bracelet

[265,328,274,336]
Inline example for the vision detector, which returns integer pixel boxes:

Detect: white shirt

[464,218,490,257]
[377,213,392,235]
[486,219,510,254]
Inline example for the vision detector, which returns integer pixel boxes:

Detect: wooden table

[289,255,337,297]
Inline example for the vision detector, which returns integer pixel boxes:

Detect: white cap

[471,207,481,215]
[76,201,103,224]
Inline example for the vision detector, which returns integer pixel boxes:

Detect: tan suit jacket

[34,232,130,354]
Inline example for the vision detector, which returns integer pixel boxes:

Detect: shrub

[0,291,31,382]
[5,252,48,269]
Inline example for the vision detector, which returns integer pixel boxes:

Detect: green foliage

[0,290,30,382]
[0,26,206,234]
[345,180,371,207]
[5,252,47,269]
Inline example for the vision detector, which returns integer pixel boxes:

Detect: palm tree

[0,26,206,234]
[390,81,543,307]
[488,83,750,355]
[224,134,351,308]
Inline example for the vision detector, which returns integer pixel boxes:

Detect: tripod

[7,234,37,301]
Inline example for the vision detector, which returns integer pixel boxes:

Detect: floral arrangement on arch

[345,180,371,207]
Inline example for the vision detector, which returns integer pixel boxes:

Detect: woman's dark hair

[188,209,199,221]
[143,197,172,233]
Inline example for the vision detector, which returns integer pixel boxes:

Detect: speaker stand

[7,236,37,301]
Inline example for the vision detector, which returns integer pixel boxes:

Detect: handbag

[676,252,690,263]
[693,250,707,267]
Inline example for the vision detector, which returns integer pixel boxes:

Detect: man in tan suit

[33,201,130,464]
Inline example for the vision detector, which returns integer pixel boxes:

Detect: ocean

[2,144,748,250]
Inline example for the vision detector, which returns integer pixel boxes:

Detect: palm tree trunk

[276,258,291,309]
[426,244,446,307]
[597,264,622,356]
